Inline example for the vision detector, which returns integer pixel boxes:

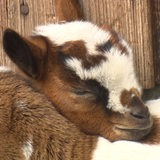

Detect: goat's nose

[130,96,150,120]
[130,106,149,120]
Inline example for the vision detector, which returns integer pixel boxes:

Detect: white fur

[0,66,10,72]
[92,137,160,160]
[22,140,33,160]
[16,101,28,109]
[33,21,141,113]
[33,21,111,55]
[65,51,140,113]
[146,99,160,118]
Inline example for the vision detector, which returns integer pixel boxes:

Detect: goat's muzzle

[113,96,153,141]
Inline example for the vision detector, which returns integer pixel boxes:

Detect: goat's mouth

[115,125,152,132]
[114,120,153,140]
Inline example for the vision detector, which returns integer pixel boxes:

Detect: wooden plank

[80,0,155,89]
[19,0,56,35]
[151,0,160,84]
[0,0,57,68]
[0,0,20,67]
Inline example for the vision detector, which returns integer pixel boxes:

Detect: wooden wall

[0,0,57,69]
[0,0,159,89]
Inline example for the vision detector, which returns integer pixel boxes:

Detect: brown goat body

[0,71,98,159]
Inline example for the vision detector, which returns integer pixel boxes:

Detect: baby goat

[0,68,100,160]
[1,21,160,160]
[3,21,160,143]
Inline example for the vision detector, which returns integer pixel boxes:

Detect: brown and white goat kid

[3,22,160,143]
[0,67,159,160]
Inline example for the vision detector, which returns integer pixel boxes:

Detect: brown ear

[55,0,84,22]
[3,29,48,79]
[100,24,113,31]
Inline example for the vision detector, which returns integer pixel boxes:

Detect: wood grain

[0,0,57,68]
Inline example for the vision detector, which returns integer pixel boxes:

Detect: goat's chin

[141,117,160,144]
[106,118,153,141]
[108,117,160,144]
[106,113,154,141]
[113,125,153,141]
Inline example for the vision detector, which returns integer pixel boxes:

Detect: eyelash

[74,89,92,96]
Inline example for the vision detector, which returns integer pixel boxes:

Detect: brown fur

[141,117,160,144]
[120,88,141,106]
[59,40,107,69]
[2,0,159,158]
[0,71,97,159]
[55,0,84,21]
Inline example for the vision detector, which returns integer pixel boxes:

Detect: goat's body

[0,68,160,160]
[1,69,160,160]
[0,70,98,160]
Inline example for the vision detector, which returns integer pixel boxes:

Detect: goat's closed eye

[74,88,92,96]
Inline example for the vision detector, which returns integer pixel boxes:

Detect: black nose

[130,96,150,120]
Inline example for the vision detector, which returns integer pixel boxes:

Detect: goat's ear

[55,0,84,21]
[100,24,113,32]
[3,29,48,79]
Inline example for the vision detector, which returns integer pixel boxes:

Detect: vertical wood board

[0,0,57,67]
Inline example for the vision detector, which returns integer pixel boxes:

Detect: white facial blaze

[34,21,141,113]
[66,49,141,113]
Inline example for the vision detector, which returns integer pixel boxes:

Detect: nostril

[130,112,145,119]
[130,107,150,120]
